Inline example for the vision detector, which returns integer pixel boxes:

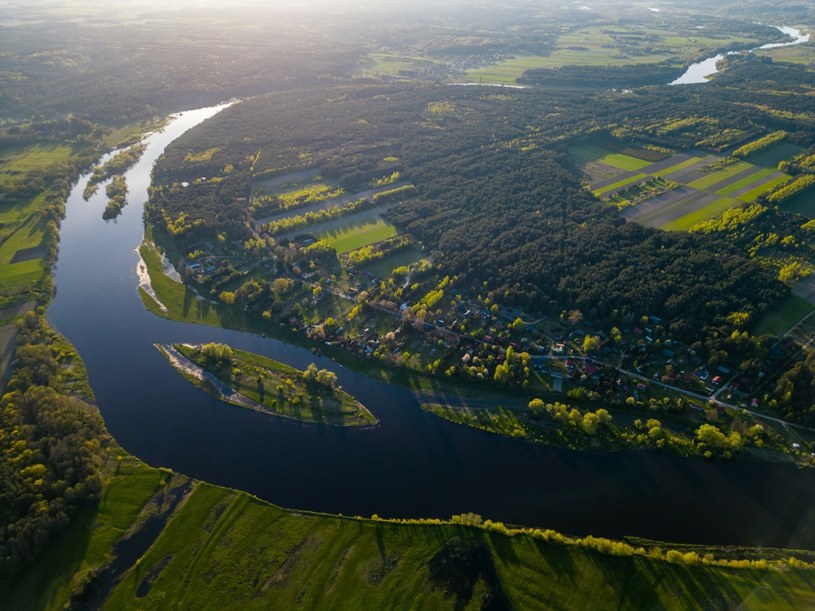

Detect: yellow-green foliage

[792,151,815,172]
[371,184,417,203]
[732,131,787,158]
[690,203,767,233]
[426,100,457,115]
[654,116,716,135]
[371,171,401,188]
[276,184,343,210]
[184,147,220,163]
[767,174,815,204]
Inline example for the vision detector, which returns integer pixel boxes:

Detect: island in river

[158,342,377,427]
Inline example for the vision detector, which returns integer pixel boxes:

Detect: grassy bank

[167,342,377,427]
[5,458,814,610]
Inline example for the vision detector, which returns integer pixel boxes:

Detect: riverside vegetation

[3,0,815,608]
[160,342,377,427]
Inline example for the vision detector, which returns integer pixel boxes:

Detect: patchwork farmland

[573,141,799,231]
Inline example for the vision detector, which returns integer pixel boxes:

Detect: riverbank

[139,228,814,468]
[158,342,377,427]
[5,448,814,610]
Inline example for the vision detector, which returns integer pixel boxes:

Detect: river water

[48,105,815,548]
[671,25,810,85]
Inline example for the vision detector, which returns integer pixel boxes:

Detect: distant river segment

[670,25,810,85]
[48,103,815,549]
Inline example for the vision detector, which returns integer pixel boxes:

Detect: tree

[582,335,601,353]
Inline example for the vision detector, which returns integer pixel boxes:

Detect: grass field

[593,173,647,196]
[360,246,423,278]
[753,294,815,337]
[139,241,223,326]
[27,474,810,610]
[687,162,754,190]
[578,141,796,231]
[2,451,165,611]
[0,144,74,185]
[463,23,764,83]
[715,168,775,196]
[780,189,815,218]
[661,197,738,231]
[570,144,652,172]
[361,53,440,78]
[317,219,398,254]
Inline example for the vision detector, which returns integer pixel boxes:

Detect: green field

[138,241,223,326]
[2,451,165,611]
[0,144,74,184]
[687,162,754,190]
[70,484,815,609]
[739,174,791,203]
[753,294,815,337]
[361,53,440,79]
[318,219,398,254]
[463,24,763,83]
[360,246,423,278]
[780,189,815,218]
[662,198,739,231]
[570,144,652,172]
[658,156,706,178]
[714,168,774,196]
[593,173,647,196]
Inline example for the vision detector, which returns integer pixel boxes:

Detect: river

[671,25,810,85]
[48,105,815,549]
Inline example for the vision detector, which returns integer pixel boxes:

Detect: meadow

[576,141,796,231]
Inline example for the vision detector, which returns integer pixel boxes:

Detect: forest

[3,0,815,605]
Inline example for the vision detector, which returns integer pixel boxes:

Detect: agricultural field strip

[317,219,397,254]
[735,174,791,202]
[660,159,724,185]
[275,202,401,241]
[253,181,413,226]
[571,144,653,171]
[646,155,704,178]
[713,167,776,196]
[592,173,648,196]
[252,168,321,190]
[686,161,754,190]
[591,170,641,191]
[662,198,739,231]
[624,188,721,227]
[641,153,696,173]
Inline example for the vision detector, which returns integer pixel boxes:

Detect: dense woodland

[150,82,790,351]
[0,314,105,580]
[3,0,815,596]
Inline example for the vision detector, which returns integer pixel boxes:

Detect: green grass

[746,142,803,168]
[753,294,815,337]
[687,161,754,190]
[714,168,775,196]
[2,450,164,610]
[662,197,740,231]
[656,155,705,178]
[740,174,791,203]
[0,144,74,184]
[171,343,377,426]
[94,480,815,610]
[780,188,815,218]
[593,173,647,196]
[571,144,652,172]
[317,220,398,254]
[360,247,423,278]
[139,242,223,326]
